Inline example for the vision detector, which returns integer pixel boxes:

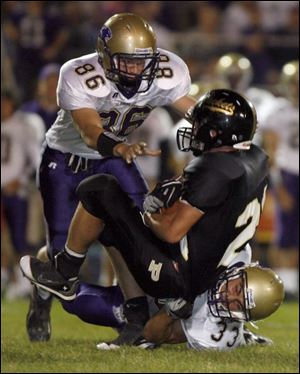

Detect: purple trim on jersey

[39,146,148,256]
[2,195,28,254]
[275,170,299,248]
[60,283,124,328]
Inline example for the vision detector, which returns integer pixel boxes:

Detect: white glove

[143,195,164,213]
[158,297,193,320]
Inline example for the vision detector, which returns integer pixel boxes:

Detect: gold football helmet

[208,263,285,322]
[97,13,160,96]
[280,60,299,105]
[215,53,253,92]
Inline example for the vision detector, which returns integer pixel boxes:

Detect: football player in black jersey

[20,89,277,348]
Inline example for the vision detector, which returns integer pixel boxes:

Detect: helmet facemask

[207,263,285,323]
[207,266,254,322]
[107,52,159,97]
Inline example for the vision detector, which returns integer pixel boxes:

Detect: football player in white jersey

[1,91,45,299]
[144,248,282,351]
[262,60,299,300]
[26,13,195,343]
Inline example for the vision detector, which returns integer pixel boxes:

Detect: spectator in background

[239,29,276,86]
[257,1,299,34]
[177,2,226,80]
[1,91,45,299]
[21,63,60,131]
[221,1,261,46]
[3,1,68,101]
[262,60,299,300]
[129,1,176,51]
[269,3,299,69]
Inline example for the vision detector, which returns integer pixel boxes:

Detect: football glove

[143,177,183,213]
[158,297,193,320]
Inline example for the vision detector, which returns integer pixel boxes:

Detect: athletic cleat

[243,327,273,346]
[20,256,79,301]
[27,286,52,342]
[96,323,157,350]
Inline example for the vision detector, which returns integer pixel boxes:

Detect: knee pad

[76,174,122,217]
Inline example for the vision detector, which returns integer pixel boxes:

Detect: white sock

[65,245,86,258]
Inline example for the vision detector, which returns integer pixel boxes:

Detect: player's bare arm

[170,95,196,116]
[143,308,186,344]
[144,199,204,243]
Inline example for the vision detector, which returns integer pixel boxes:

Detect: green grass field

[1,298,299,373]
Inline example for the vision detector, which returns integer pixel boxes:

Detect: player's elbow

[162,229,185,244]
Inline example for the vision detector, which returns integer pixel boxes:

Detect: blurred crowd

[1,1,299,301]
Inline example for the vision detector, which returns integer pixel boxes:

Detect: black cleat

[27,286,52,342]
[243,327,273,346]
[96,323,156,350]
[20,256,79,301]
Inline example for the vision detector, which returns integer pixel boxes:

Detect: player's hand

[143,195,164,213]
[158,298,193,320]
[143,177,183,212]
[114,142,161,164]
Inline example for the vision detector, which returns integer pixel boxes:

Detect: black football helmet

[177,89,257,155]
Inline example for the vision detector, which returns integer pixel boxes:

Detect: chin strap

[249,321,259,329]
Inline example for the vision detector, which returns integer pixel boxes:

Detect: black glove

[143,177,183,213]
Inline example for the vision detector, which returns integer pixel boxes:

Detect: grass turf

[1,298,299,373]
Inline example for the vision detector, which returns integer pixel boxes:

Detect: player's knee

[76,174,122,208]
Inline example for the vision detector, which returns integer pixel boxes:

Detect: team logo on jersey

[100,26,112,42]
[205,99,235,116]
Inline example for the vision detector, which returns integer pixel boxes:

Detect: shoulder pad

[60,53,111,98]
[154,48,190,90]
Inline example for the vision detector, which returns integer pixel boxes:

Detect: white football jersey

[181,245,251,350]
[46,49,191,158]
[263,97,299,175]
[1,111,45,195]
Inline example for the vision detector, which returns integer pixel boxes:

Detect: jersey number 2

[218,186,267,268]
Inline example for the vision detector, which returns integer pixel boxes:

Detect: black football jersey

[179,145,269,300]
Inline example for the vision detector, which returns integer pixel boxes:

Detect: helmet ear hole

[209,129,218,138]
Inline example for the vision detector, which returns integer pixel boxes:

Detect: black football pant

[76,174,189,299]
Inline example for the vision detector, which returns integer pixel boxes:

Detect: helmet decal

[100,26,112,42]
[204,98,235,116]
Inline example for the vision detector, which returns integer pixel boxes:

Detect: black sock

[54,247,85,280]
[123,296,150,326]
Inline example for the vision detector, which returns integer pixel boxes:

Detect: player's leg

[21,174,186,344]
[26,146,86,341]
[61,282,125,328]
